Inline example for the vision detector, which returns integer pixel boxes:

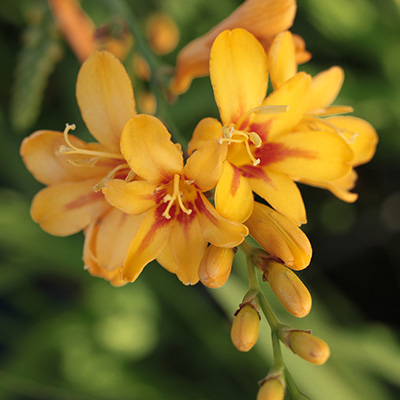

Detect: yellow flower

[268,30,378,202]
[102,114,248,285]
[189,29,353,226]
[171,0,299,94]
[20,51,140,285]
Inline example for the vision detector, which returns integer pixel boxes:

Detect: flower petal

[184,140,227,192]
[326,116,378,166]
[268,31,297,89]
[210,28,268,126]
[91,208,145,271]
[156,242,177,274]
[247,170,306,225]
[260,72,312,139]
[195,193,248,247]
[246,202,312,270]
[121,207,174,282]
[31,179,109,236]
[307,67,344,111]
[103,179,158,215]
[20,130,110,185]
[265,130,353,181]
[170,0,296,94]
[120,115,183,183]
[188,117,223,155]
[215,161,254,223]
[170,216,207,285]
[76,51,136,151]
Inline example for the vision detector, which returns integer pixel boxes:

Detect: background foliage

[0,0,399,399]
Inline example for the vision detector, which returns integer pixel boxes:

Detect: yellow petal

[300,170,359,203]
[199,245,234,288]
[20,130,110,185]
[31,179,109,236]
[84,224,127,287]
[266,130,353,181]
[260,72,312,139]
[246,202,312,270]
[188,117,223,155]
[195,193,248,247]
[84,208,145,273]
[170,0,296,94]
[120,115,183,183]
[76,51,136,152]
[210,29,268,126]
[121,207,174,282]
[326,116,378,166]
[184,139,227,192]
[156,242,177,274]
[215,161,254,223]
[247,170,306,225]
[308,66,344,111]
[103,179,157,215]
[170,216,207,285]
[268,31,297,89]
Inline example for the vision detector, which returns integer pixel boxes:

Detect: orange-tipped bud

[231,304,260,352]
[264,261,311,317]
[199,246,234,288]
[138,91,157,115]
[246,202,312,271]
[146,13,179,55]
[257,377,285,400]
[280,330,330,365]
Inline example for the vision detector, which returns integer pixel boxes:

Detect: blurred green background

[0,0,399,399]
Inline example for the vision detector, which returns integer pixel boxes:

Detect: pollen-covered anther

[220,124,261,166]
[57,122,124,161]
[162,174,193,219]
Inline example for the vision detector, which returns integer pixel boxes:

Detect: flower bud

[231,304,260,352]
[280,330,330,365]
[199,245,234,288]
[264,261,311,317]
[257,377,285,400]
[246,202,312,270]
[146,13,179,55]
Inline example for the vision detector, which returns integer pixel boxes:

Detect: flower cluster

[20,2,377,398]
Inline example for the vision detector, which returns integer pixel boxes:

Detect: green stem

[258,291,281,331]
[271,330,284,368]
[101,0,187,146]
[285,368,310,399]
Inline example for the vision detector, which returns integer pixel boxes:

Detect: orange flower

[103,114,248,285]
[171,0,299,94]
[189,29,353,227]
[268,31,378,202]
[20,51,138,285]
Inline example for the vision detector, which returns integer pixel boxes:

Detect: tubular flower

[20,50,142,285]
[171,0,300,94]
[102,114,248,286]
[268,30,378,202]
[189,29,353,227]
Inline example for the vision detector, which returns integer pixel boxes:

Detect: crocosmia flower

[267,31,378,202]
[189,28,353,227]
[103,114,248,285]
[20,51,140,286]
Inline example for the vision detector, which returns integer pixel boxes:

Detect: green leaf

[11,3,63,132]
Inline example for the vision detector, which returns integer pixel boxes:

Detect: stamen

[309,105,354,116]
[221,124,261,166]
[235,105,289,129]
[58,123,125,161]
[93,163,129,192]
[162,174,192,219]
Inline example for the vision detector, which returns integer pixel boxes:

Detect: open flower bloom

[189,29,353,228]
[103,114,248,285]
[20,51,140,285]
[171,0,305,94]
[268,30,378,202]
